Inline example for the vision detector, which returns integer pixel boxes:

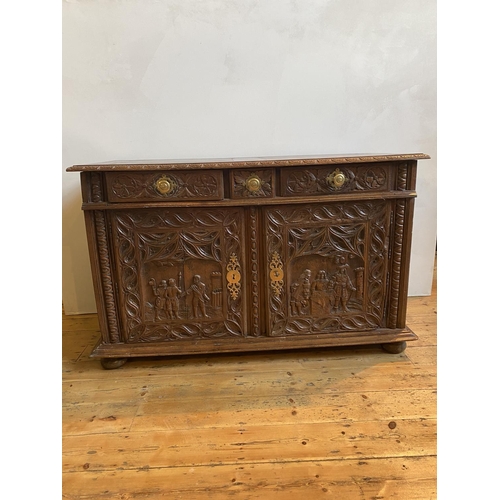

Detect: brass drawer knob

[155,175,175,195]
[326,169,347,189]
[245,174,262,193]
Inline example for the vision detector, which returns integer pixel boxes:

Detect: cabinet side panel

[81,172,120,343]
[91,210,121,343]
[82,202,125,344]
[387,161,417,328]
[396,198,416,327]
[397,161,418,326]
[406,160,418,190]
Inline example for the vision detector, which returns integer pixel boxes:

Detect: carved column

[94,210,120,343]
[388,163,409,328]
[248,207,261,336]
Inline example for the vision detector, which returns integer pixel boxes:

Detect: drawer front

[229,169,276,199]
[105,170,224,202]
[280,163,395,197]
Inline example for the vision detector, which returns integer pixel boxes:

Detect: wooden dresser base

[67,153,428,369]
[92,328,417,369]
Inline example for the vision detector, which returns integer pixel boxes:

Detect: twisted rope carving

[388,200,406,328]
[94,210,120,343]
[90,173,102,202]
[397,163,408,190]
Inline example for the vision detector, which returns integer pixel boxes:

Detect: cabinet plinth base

[90,327,417,365]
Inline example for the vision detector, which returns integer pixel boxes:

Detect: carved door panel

[110,207,247,342]
[264,200,392,336]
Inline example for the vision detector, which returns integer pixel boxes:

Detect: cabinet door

[110,207,247,342]
[264,200,392,336]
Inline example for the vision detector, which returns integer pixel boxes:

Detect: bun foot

[382,341,407,354]
[100,358,128,370]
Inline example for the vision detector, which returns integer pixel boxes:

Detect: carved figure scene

[114,209,245,341]
[185,274,210,318]
[146,269,223,322]
[289,255,364,316]
[149,278,182,320]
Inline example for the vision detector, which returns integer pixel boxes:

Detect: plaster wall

[62,0,436,313]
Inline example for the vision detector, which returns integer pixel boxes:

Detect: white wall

[62,0,436,314]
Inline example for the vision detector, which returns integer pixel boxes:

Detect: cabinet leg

[100,358,128,370]
[381,341,407,354]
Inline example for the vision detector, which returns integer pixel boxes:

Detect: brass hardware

[245,174,262,193]
[270,268,284,281]
[269,251,284,296]
[155,175,176,195]
[226,253,242,300]
[326,169,347,189]
[227,270,241,284]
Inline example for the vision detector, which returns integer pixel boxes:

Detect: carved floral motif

[357,169,387,189]
[232,170,273,198]
[283,165,389,196]
[108,171,222,200]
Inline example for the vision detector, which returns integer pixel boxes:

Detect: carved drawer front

[110,207,248,343]
[264,200,392,336]
[105,170,224,202]
[280,163,395,197]
[229,169,275,199]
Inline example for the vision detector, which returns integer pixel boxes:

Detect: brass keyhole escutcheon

[226,269,241,284]
[246,174,262,193]
[327,169,347,189]
[226,253,242,300]
[155,176,175,195]
[270,267,284,282]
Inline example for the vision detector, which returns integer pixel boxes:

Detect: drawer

[280,162,395,197]
[229,169,275,199]
[105,170,224,202]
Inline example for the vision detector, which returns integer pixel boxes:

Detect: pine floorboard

[62,260,437,499]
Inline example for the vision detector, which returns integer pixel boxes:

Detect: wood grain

[62,260,437,499]
[63,456,436,500]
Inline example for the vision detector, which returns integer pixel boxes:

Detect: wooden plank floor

[62,261,437,499]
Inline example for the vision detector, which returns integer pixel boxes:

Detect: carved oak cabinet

[67,153,429,369]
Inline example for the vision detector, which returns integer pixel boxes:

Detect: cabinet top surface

[66,153,430,172]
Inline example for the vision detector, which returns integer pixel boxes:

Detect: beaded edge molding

[67,154,431,171]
